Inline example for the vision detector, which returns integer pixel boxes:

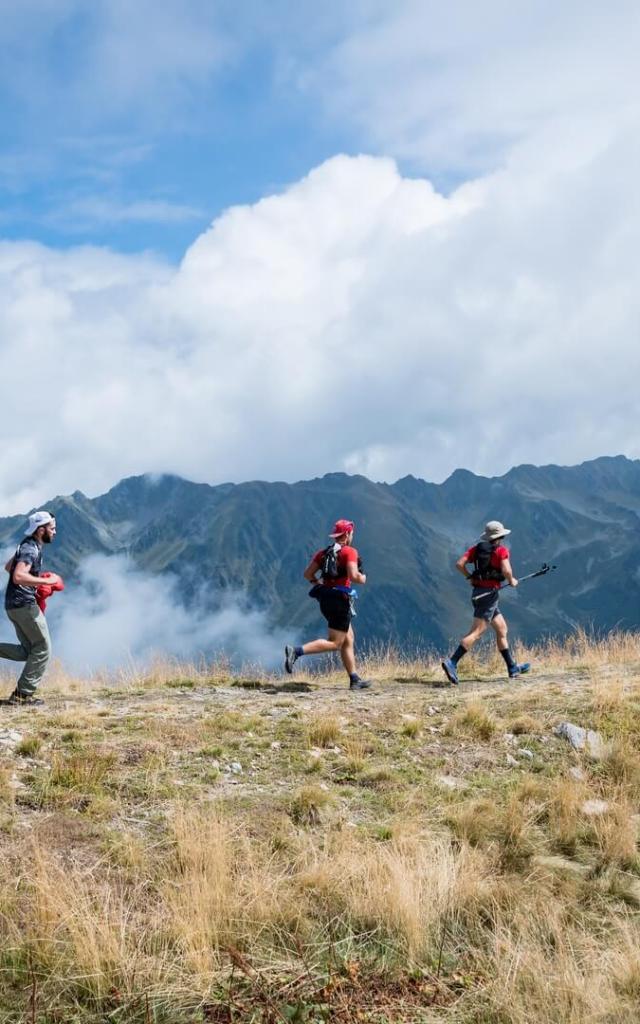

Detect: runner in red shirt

[284,519,371,690]
[441,520,531,685]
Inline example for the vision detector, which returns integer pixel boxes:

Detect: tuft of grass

[15,735,42,757]
[593,800,639,869]
[446,699,498,741]
[448,795,543,868]
[509,714,543,736]
[400,717,421,738]
[165,677,196,689]
[357,766,398,790]
[289,785,333,825]
[307,714,342,748]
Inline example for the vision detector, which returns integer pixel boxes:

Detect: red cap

[329,519,354,538]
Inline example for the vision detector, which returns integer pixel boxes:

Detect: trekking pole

[472,563,557,600]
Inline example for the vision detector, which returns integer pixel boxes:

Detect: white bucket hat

[24,510,54,537]
[481,520,511,541]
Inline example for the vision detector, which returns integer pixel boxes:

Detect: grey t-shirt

[5,538,43,610]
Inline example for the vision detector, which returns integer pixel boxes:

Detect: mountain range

[0,454,638,651]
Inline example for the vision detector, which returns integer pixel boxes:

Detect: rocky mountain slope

[0,454,638,648]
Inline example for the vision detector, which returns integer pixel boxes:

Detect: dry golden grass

[306,712,342,748]
[1,631,640,1021]
[445,698,498,740]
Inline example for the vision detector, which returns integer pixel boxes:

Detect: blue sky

[0,1,367,258]
[0,0,639,513]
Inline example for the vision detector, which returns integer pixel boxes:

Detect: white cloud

[0,0,232,125]
[48,554,290,674]
[309,0,640,178]
[46,196,204,229]
[0,136,638,511]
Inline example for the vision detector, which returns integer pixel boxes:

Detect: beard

[43,533,53,544]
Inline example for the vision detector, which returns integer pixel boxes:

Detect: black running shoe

[284,645,298,674]
[349,678,372,690]
[5,690,44,706]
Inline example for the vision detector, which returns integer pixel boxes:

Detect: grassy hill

[0,633,639,1021]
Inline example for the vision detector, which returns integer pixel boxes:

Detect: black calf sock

[500,648,516,670]
[451,644,467,666]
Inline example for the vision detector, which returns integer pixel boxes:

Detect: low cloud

[47,554,290,675]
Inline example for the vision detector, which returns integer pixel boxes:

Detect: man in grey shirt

[0,510,59,706]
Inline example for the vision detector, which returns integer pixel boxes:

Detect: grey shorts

[471,587,500,621]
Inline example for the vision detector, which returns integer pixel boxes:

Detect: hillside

[0,454,639,650]
[0,636,639,1021]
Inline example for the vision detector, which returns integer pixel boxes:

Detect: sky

[1,0,640,514]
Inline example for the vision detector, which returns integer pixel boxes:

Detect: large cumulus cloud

[0,138,638,512]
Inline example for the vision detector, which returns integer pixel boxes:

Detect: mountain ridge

[0,454,638,650]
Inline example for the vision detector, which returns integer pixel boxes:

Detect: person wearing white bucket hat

[441,520,530,685]
[0,510,60,706]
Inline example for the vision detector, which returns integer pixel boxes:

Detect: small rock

[553,722,609,761]
[331,746,342,754]
[270,741,281,750]
[506,754,519,767]
[427,706,439,716]
[0,729,22,748]
[436,775,465,790]
[518,748,534,760]
[503,733,516,744]
[318,783,329,791]
[428,726,441,734]
[581,799,609,817]
[228,762,243,775]
[569,766,586,782]
[533,855,590,879]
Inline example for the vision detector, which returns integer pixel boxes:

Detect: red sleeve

[340,545,358,564]
[311,549,325,565]
[495,545,510,560]
[462,545,477,563]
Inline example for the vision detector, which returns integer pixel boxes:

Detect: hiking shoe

[441,658,459,686]
[349,678,371,690]
[508,663,531,679]
[5,690,44,706]
[284,645,298,675]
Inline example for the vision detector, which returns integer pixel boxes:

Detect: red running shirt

[312,545,358,588]
[463,544,510,589]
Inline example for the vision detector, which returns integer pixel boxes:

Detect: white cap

[24,511,54,536]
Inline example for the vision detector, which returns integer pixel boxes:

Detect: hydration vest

[471,540,505,583]
[320,543,343,581]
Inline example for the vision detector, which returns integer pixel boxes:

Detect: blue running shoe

[441,658,459,686]
[509,662,531,679]
[284,645,298,675]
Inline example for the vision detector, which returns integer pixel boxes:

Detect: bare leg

[461,617,489,650]
[490,613,508,651]
[339,625,356,676]
[301,629,347,656]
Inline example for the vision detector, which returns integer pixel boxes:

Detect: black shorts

[318,588,352,633]
[471,587,500,621]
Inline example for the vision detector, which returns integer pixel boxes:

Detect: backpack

[472,540,505,583]
[320,543,343,580]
